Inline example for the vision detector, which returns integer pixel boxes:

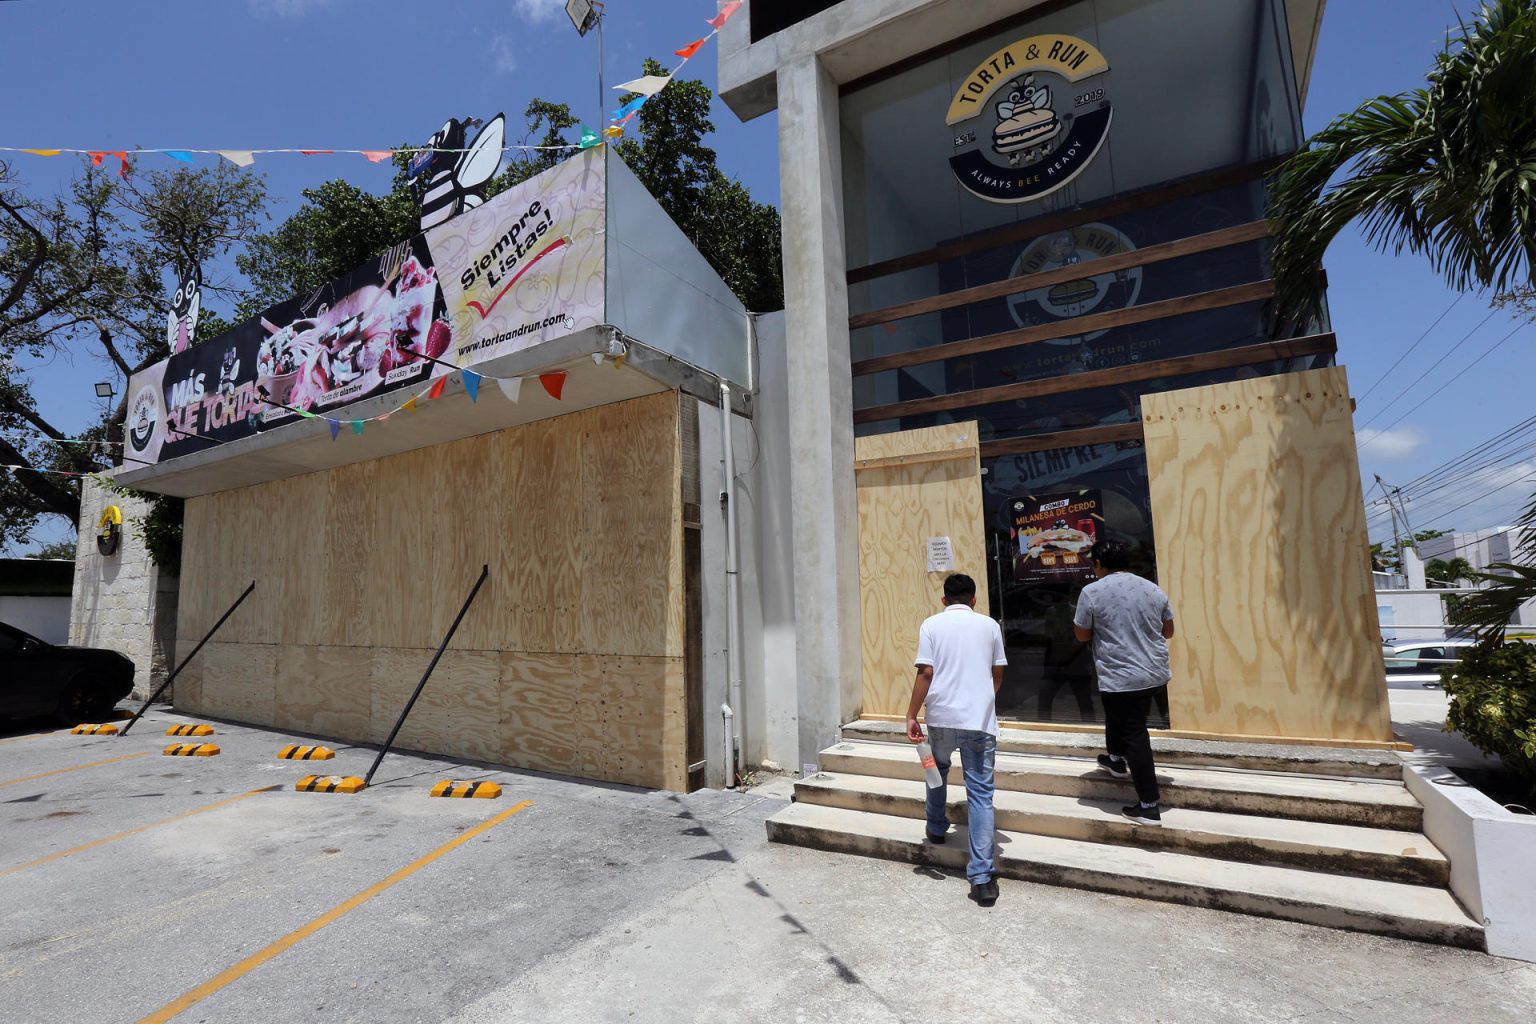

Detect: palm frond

[1268,0,1536,324]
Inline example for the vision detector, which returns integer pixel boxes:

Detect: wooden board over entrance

[174,391,689,790]
[1143,366,1392,744]
[855,423,989,717]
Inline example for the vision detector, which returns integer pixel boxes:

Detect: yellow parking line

[0,751,150,788]
[135,800,532,1024]
[0,786,278,880]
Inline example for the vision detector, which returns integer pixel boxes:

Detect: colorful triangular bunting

[327,419,341,441]
[427,377,447,401]
[463,371,481,403]
[540,372,567,401]
[497,376,523,402]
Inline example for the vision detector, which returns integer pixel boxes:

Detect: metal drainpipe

[720,380,745,789]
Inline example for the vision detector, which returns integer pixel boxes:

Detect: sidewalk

[447,776,1536,1024]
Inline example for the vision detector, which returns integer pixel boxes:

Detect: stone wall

[70,478,179,701]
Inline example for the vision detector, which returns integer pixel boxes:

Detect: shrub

[1443,641,1536,796]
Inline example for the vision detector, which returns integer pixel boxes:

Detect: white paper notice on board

[927,536,955,573]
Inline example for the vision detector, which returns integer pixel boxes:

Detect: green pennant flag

[351,420,365,435]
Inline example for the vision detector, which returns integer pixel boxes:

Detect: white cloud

[1357,425,1426,461]
[248,0,333,16]
[513,0,566,23]
[489,35,518,75]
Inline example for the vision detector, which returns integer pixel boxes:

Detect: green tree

[1267,0,1536,321]
[243,79,782,315]
[0,158,265,550]
[1425,556,1475,585]
[615,59,783,311]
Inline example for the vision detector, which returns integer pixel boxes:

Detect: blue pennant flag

[164,151,195,163]
[463,371,481,403]
[610,95,646,121]
[327,419,341,441]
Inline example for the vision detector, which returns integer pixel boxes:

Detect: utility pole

[1374,475,1404,568]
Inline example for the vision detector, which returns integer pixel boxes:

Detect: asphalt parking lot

[6,704,1536,1024]
[0,705,780,1024]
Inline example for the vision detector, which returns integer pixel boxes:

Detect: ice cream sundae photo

[255,252,449,412]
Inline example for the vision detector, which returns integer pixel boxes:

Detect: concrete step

[843,719,1405,781]
[767,802,1483,950]
[818,740,1423,831]
[794,773,1449,886]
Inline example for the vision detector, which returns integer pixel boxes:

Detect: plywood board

[371,648,503,764]
[198,641,277,726]
[581,395,682,658]
[170,639,202,713]
[855,422,990,717]
[1143,366,1393,743]
[175,391,688,788]
[274,645,374,742]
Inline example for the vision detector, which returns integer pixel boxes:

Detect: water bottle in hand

[914,740,944,789]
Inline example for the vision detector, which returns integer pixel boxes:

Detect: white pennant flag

[497,376,523,402]
[613,74,672,97]
[218,150,256,167]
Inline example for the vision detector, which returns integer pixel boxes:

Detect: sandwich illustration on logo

[1008,223,1142,340]
[992,77,1060,163]
[947,34,1113,204]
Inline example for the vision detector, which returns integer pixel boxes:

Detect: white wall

[0,594,71,644]
[70,478,180,701]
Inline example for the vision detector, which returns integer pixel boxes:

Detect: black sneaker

[1096,754,1131,780]
[925,829,948,845]
[1122,802,1162,826]
[968,879,999,906]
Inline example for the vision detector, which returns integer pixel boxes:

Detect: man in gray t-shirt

[1073,540,1175,825]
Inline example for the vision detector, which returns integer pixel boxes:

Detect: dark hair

[1091,540,1133,571]
[943,573,977,602]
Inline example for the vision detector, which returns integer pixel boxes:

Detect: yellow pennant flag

[402,397,418,415]
[23,149,62,156]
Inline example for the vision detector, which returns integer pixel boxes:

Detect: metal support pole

[119,581,255,737]
[363,565,489,787]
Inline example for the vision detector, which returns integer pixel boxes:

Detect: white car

[1381,639,1477,688]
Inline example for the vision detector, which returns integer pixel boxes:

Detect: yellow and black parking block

[166,724,215,737]
[429,780,502,799]
[72,723,120,735]
[295,775,366,794]
[277,745,335,761]
[163,743,220,757]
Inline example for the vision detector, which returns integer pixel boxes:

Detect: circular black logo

[947,35,1113,204]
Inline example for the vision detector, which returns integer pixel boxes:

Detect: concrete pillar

[777,55,863,770]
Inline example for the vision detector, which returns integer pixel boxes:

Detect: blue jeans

[925,727,996,884]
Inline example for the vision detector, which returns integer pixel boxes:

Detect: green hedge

[1443,641,1536,796]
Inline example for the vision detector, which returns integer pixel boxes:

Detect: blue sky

[3,0,1532,554]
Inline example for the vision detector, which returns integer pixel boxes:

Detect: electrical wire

[1356,308,1499,432]
[1354,294,1462,406]
[1358,319,1528,443]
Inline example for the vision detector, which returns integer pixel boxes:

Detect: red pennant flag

[88,151,106,166]
[707,2,742,29]
[300,150,335,156]
[114,151,130,179]
[360,150,393,163]
[540,372,567,400]
[675,38,706,59]
[427,376,447,400]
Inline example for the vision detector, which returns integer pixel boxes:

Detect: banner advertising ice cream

[1008,489,1103,585]
[123,151,606,467]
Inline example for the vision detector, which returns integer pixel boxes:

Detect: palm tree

[1270,1,1536,643]
[1425,556,1476,586]
[1267,0,1536,321]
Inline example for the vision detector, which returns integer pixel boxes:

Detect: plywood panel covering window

[1142,367,1392,743]
[856,423,990,717]
[174,391,688,790]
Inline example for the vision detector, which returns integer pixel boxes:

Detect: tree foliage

[1,69,781,555]
[1268,0,1536,321]
[0,157,265,551]
[1444,639,1536,801]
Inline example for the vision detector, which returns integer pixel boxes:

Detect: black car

[0,620,135,724]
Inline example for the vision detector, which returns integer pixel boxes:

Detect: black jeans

[1101,687,1160,805]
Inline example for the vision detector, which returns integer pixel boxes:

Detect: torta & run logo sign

[947,34,1113,203]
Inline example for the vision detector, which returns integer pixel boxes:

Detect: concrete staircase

[767,722,1484,949]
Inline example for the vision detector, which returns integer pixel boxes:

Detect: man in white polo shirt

[905,573,1008,906]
